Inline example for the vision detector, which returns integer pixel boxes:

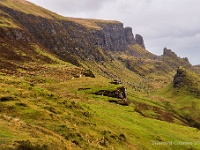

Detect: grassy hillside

[1,0,200,149]
[1,70,200,150]
[154,67,200,128]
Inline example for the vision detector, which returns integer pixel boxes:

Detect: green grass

[153,68,200,129]
[1,67,200,149]
[48,76,200,149]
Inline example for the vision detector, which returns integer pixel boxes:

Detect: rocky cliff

[135,34,145,48]
[124,27,136,45]
[0,4,146,65]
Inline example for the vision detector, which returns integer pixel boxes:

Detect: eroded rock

[173,67,186,88]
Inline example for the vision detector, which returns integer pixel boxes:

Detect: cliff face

[95,23,127,51]
[135,34,145,48]
[0,5,146,65]
[124,27,136,45]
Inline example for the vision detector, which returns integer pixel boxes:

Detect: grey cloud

[28,0,117,15]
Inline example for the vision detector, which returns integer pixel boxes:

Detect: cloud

[28,0,117,16]
[27,0,200,65]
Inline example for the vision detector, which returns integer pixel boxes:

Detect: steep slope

[0,0,62,73]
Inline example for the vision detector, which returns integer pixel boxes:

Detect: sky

[26,0,200,65]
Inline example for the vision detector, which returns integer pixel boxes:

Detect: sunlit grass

[1,69,200,149]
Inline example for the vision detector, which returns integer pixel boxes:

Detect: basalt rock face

[135,34,145,48]
[96,23,128,51]
[124,27,136,45]
[0,5,145,65]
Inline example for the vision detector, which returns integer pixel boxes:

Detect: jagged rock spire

[135,34,145,48]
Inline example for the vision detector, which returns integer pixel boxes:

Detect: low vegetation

[0,64,200,149]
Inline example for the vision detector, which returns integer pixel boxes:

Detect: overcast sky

[26,0,200,65]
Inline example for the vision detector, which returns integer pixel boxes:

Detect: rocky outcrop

[124,27,136,45]
[163,48,178,58]
[95,86,127,101]
[173,67,186,88]
[162,48,191,69]
[135,34,145,48]
[96,23,128,51]
[173,67,200,97]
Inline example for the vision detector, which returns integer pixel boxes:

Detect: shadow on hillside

[108,99,130,106]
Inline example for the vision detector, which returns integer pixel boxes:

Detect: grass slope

[1,69,200,149]
[154,67,200,129]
